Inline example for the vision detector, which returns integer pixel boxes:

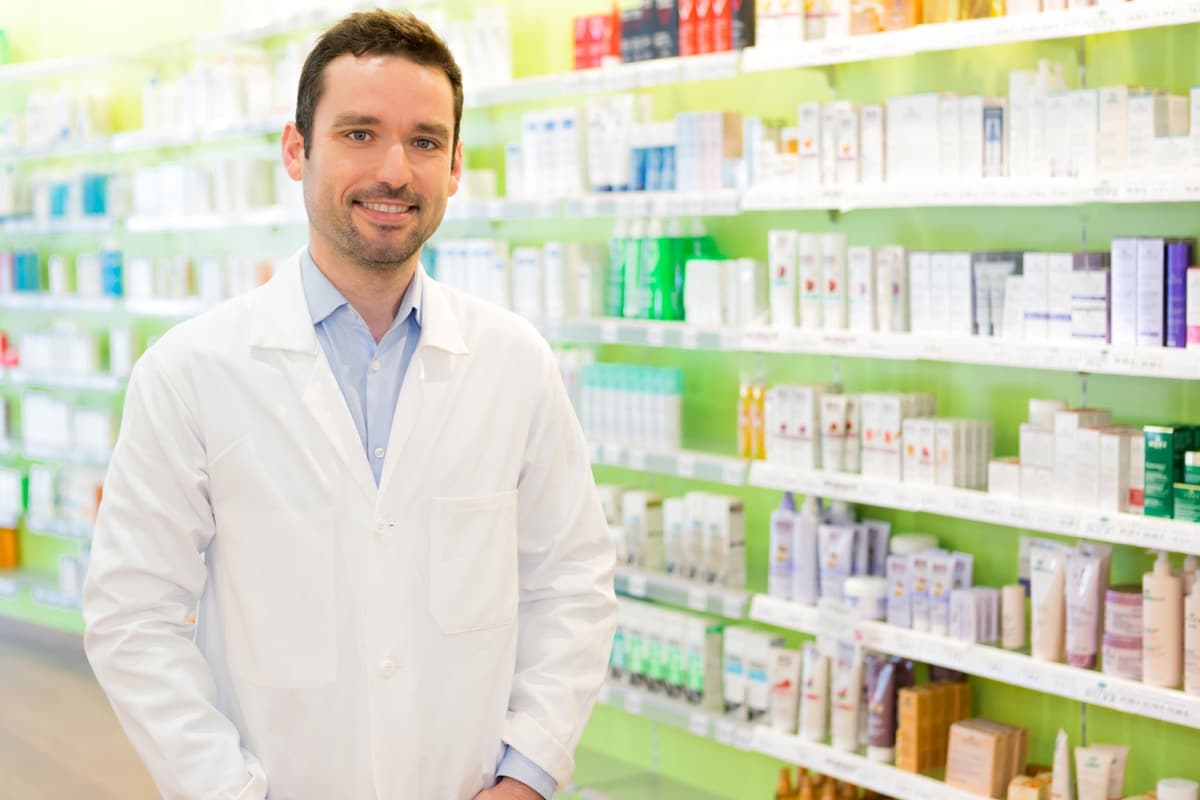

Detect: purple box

[1166,238,1195,348]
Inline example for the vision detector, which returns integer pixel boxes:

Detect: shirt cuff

[496,744,557,800]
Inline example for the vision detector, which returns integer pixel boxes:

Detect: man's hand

[474,776,543,800]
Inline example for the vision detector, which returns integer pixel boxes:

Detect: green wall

[1,0,1197,796]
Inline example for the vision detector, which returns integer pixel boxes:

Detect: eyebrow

[329,114,451,141]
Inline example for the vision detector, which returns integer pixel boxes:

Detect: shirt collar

[299,247,423,329]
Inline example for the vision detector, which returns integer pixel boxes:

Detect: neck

[309,237,419,342]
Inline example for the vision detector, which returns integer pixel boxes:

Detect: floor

[0,617,158,799]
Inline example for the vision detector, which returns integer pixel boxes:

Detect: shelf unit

[0,217,114,235]
[125,207,306,233]
[747,460,1200,555]
[0,292,215,319]
[588,440,749,486]
[536,317,1200,380]
[750,594,1200,729]
[598,681,983,800]
[1,368,125,394]
[614,566,749,619]
[20,443,112,468]
[0,569,80,612]
[24,515,94,543]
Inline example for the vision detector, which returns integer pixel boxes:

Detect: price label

[714,720,735,746]
[688,586,709,612]
[601,322,619,344]
[689,712,710,738]
[627,449,647,472]
[723,462,746,486]
[603,443,623,464]
[718,330,741,350]
[626,574,648,598]
[677,455,696,479]
[734,725,755,751]
[645,326,666,347]
[681,328,701,350]
[624,691,644,716]
[1007,504,1033,528]
[722,594,745,619]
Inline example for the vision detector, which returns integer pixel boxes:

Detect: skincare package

[609,598,725,711]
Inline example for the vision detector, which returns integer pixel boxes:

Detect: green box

[1175,483,1200,523]
[1144,426,1198,518]
[1186,452,1200,485]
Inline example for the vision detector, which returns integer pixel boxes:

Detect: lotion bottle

[1185,572,1200,696]
[1144,550,1184,688]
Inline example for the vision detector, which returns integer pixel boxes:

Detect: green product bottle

[641,217,666,321]
[622,218,647,320]
[605,218,628,318]
[660,217,686,322]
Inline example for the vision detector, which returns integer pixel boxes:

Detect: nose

[376,141,414,188]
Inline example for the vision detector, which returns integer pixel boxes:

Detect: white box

[1022,252,1050,342]
[821,104,838,187]
[938,94,961,181]
[1070,89,1099,179]
[847,246,876,332]
[1098,427,1134,513]
[798,233,823,329]
[1073,426,1105,509]
[834,102,861,185]
[1019,423,1055,469]
[947,253,974,336]
[878,394,904,480]
[1098,86,1130,176]
[1110,237,1139,347]
[1053,408,1113,492]
[1135,237,1166,347]
[1129,430,1145,514]
[768,229,799,328]
[935,419,963,488]
[793,385,825,470]
[860,105,886,184]
[928,253,952,334]
[902,417,937,485]
[821,233,849,329]
[1020,465,1054,505]
[821,394,848,473]
[1001,275,1025,341]
[876,246,908,332]
[798,102,823,185]
[1046,91,1073,178]
[1169,94,1190,136]
[1128,91,1169,173]
[1071,268,1111,344]
[1046,253,1074,343]
[959,96,984,180]
[989,457,1022,498]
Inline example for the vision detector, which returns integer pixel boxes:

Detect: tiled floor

[0,617,157,799]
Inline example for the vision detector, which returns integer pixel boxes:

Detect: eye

[413,138,437,150]
[346,130,372,143]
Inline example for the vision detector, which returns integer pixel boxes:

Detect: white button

[370,360,381,372]
[373,519,386,535]
[380,660,395,678]
[374,447,385,458]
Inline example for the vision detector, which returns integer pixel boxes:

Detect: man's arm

[82,345,267,800]
[501,338,619,790]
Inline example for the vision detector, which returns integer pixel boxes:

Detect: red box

[574,16,591,70]
[696,0,714,53]
[679,0,697,56]
[713,0,731,51]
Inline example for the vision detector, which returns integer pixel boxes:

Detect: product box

[1135,237,1166,347]
[679,0,698,55]
[908,251,932,334]
[1054,408,1113,492]
[927,252,953,334]
[983,102,1006,178]
[1019,423,1055,469]
[1190,267,1200,349]
[1046,253,1073,342]
[947,253,974,336]
[987,454,1021,497]
[860,104,886,183]
[821,103,838,186]
[833,102,861,185]
[1022,252,1049,342]
[1110,237,1139,347]
[847,245,876,332]
[1098,427,1138,513]
[648,0,680,59]
[1144,425,1198,518]
[821,232,849,329]
[1070,267,1111,343]
[903,418,937,485]
[623,490,664,569]
[620,6,653,63]
[1073,426,1107,509]
[1098,85,1131,176]
[1174,483,1200,522]
[696,0,715,53]
[1166,239,1194,348]
[1021,465,1053,505]
[797,102,823,185]
[1127,90,1169,173]
[1129,433,1146,514]
[938,94,962,181]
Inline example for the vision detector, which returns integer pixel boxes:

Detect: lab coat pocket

[216,508,336,688]
[430,490,519,635]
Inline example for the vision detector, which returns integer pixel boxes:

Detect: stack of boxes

[1145,426,1200,522]
[895,680,972,773]
[574,0,756,68]
[611,599,725,711]
[945,719,1030,798]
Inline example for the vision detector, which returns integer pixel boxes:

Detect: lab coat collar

[250,249,469,356]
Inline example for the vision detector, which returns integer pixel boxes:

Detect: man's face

[283,53,461,272]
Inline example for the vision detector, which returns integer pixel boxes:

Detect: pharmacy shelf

[2,368,124,394]
[0,293,120,313]
[747,460,1200,555]
[598,682,757,751]
[125,206,306,232]
[0,216,115,235]
[742,2,1200,73]
[464,51,740,110]
[0,570,22,599]
[588,440,749,486]
[0,53,115,86]
[110,115,289,153]
[31,584,82,612]
[741,176,1200,212]
[25,515,93,542]
[123,296,216,318]
[536,316,1200,380]
[0,137,112,162]
[750,594,1200,729]
[444,189,743,223]
[752,726,978,800]
[615,566,749,619]
[21,443,113,468]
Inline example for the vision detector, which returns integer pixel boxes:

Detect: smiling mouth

[354,200,418,220]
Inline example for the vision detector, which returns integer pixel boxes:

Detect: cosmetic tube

[929,552,957,637]
[769,646,804,733]
[799,642,830,742]
[1052,729,1073,800]
[1089,744,1128,800]
[1066,552,1103,668]
[818,524,856,603]
[866,658,898,762]
[1074,747,1112,800]
[1001,584,1028,650]
[831,641,864,752]
[1031,545,1067,662]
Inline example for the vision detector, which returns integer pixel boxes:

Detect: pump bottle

[1144,550,1184,688]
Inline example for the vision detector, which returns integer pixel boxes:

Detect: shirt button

[380,660,396,678]
[374,447,385,458]
[373,519,386,535]
[370,359,381,372]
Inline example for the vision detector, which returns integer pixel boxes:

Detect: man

[82,10,617,800]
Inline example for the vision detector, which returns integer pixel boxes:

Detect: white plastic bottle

[1144,550,1184,688]
[791,496,821,606]
[768,492,797,600]
[1186,572,1200,696]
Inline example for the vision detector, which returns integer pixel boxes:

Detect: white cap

[1158,779,1200,800]
[890,533,939,555]
[867,745,896,763]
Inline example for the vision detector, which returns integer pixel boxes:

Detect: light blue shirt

[299,250,556,800]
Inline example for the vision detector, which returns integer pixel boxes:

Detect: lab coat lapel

[377,270,469,492]
[248,252,377,502]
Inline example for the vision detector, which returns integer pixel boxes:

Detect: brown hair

[294,9,463,158]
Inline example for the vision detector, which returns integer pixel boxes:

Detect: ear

[447,139,463,197]
[281,122,305,181]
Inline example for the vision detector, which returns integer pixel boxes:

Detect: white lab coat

[82,252,618,800]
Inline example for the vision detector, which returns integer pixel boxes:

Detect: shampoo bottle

[769,493,797,600]
[1186,573,1200,696]
[1144,550,1184,688]
[792,496,822,606]
[606,218,628,317]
